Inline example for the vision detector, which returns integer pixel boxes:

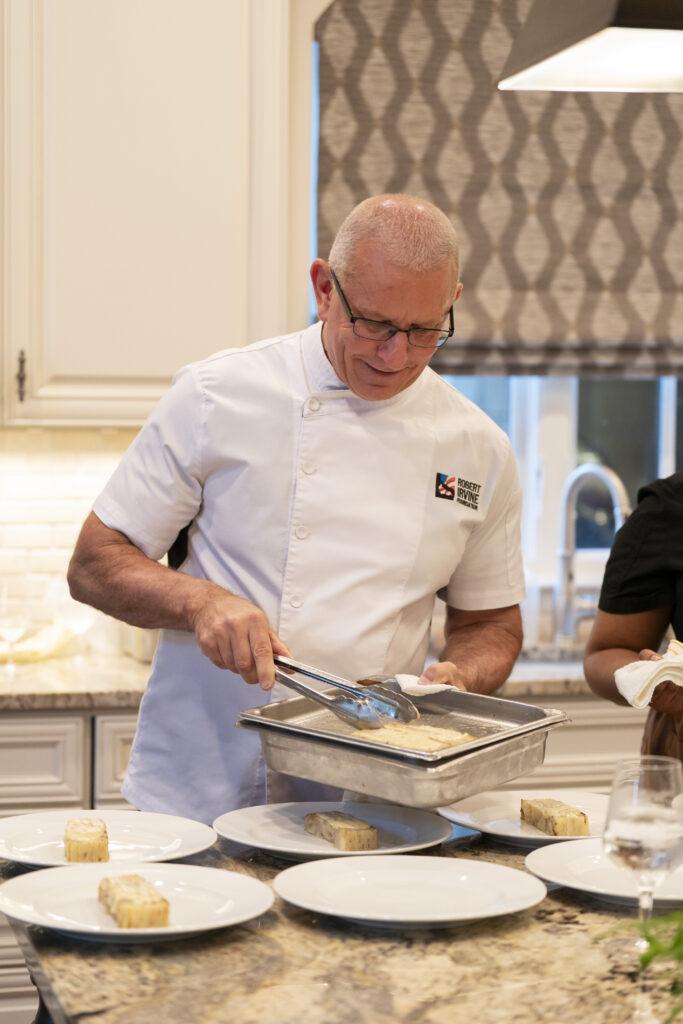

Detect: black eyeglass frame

[329,268,455,349]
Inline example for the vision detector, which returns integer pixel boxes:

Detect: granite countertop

[0,652,150,711]
[5,836,678,1024]
[502,658,590,699]
[1,650,588,715]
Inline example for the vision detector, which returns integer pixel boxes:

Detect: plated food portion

[64,817,110,862]
[98,873,169,928]
[304,810,378,851]
[273,854,547,928]
[0,809,217,868]
[439,789,608,847]
[0,863,273,942]
[520,797,590,837]
[213,801,457,859]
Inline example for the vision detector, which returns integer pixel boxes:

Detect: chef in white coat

[67,194,525,824]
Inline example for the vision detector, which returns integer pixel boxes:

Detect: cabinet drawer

[94,715,137,808]
[0,715,89,815]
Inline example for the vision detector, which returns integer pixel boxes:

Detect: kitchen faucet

[555,464,632,650]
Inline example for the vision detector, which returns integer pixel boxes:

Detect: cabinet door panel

[502,697,648,791]
[0,715,89,815]
[4,0,249,424]
[0,914,36,1024]
[94,715,137,808]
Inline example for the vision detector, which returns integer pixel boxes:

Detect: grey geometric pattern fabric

[315,0,683,376]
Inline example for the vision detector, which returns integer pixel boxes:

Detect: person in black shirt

[584,473,683,758]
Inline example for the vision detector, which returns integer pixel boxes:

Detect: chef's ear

[310,259,334,320]
[454,280,464,304]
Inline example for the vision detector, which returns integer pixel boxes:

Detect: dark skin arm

[418,604,523,695]
[583,606,683,714]
[67,512,290,690]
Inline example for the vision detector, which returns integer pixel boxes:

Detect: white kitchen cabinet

[502,694,648,792]
[0,709,136,1022]
[0,916,36,1024]
[0,714,90,1022]
[93,714,137,809]
[0,714,90,817]
[3,0,251,425]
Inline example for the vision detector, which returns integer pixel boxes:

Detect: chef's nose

[376,330,409,369]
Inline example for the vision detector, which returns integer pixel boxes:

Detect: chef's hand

[640,648,683,715]
[417,661,467,691]
[191,590,290,690]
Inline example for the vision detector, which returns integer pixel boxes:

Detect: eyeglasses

[330,269,454,350]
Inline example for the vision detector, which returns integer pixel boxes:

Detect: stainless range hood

[498,0,683,92]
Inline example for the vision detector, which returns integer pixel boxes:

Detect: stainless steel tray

[239,687,567,763]
[237,689,567,807]
[239,718,559,808]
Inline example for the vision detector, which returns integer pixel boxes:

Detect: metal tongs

[273,655,419,730]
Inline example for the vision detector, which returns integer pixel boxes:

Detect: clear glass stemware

[603,755,683,953]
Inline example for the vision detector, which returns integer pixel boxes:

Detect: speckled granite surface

[0,652,587,715]
[502,660,590,699]
[0,653,150,711]
[5,835,678,1024]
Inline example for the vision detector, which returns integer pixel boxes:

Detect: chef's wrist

[181,578,225,631]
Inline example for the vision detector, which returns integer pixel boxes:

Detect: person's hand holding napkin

[615,639,683,712]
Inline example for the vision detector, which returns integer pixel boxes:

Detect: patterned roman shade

[315,0,683,376]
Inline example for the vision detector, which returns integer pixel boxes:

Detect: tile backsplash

[1,427,136,605]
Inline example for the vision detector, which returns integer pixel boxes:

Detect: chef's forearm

[439,622,522,695]
[67,522,218,631]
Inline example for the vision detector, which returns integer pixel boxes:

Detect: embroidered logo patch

[456,477,482,510]
[435,473,482,509]
[435,473,455,500]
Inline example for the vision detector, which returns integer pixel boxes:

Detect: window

[441,376,510,435]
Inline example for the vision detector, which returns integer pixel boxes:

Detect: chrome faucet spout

[555,464,632,648]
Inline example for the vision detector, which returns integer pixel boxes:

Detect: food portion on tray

[349,720,476,753]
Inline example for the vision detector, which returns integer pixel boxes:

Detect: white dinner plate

[213,802,458,859]
[0,809,217,868]
[273,854,546,927]
[439,789,608,848]
[525,838,683,907]
[0,863,274,942]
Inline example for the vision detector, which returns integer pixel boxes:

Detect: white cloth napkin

[393,673,453,696]
[615,639,683,708]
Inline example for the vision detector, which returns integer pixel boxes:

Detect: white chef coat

[93,322,525,824]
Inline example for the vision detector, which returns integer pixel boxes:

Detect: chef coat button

[289,596,302,608]
[295,525,310,540]
[302,461,316,475]
[307,397,321,413]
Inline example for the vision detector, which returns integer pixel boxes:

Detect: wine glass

[603,755,683,953]
[0,585,30,676]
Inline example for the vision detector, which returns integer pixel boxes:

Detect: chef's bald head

[329,194,460,283]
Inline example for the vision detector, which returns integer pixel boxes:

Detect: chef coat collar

[301,321,428,407]
[304,321,348,391]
